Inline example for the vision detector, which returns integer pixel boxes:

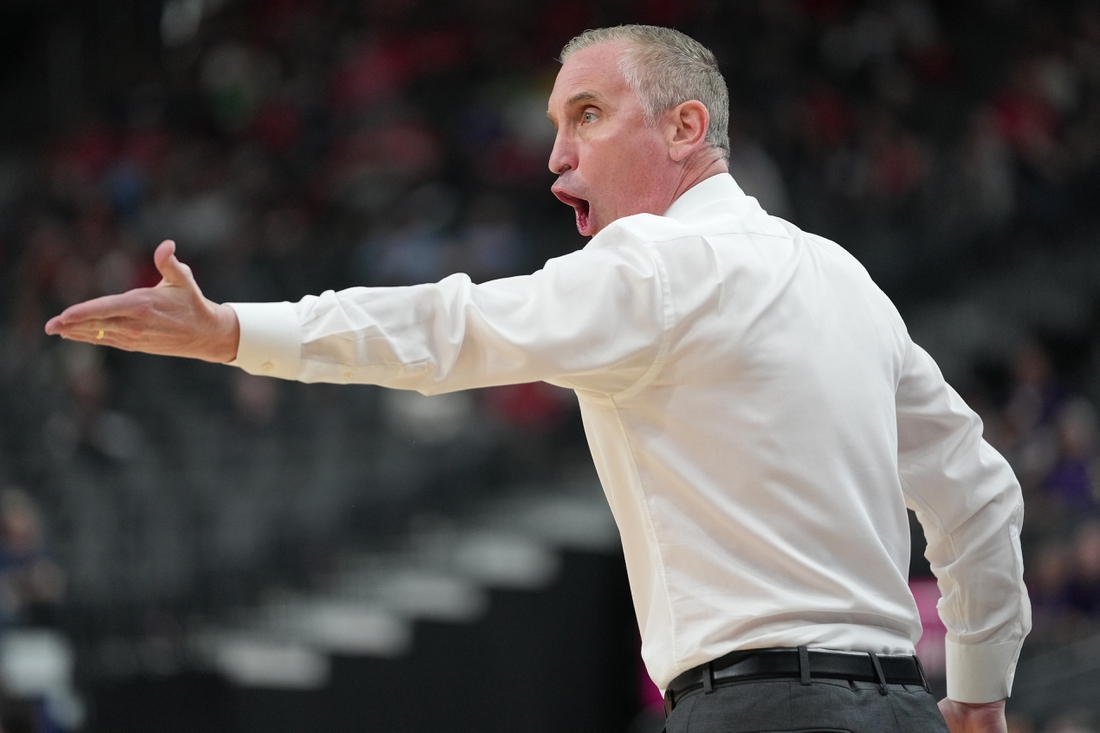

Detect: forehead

[548,42,632,110]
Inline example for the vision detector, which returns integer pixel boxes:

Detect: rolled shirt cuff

[226,302,301,380]
[945,638,1021,703]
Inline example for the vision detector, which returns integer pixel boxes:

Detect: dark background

[1,0,1100,731]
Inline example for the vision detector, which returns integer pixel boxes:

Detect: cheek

[613,141,666,200]
[582,128,668,217]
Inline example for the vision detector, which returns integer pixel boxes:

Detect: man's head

[547,25,730,236]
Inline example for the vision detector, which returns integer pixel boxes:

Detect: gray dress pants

[664,677,951,733]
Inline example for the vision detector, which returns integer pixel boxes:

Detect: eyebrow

[546,90,602,128]
[566,91,600,107]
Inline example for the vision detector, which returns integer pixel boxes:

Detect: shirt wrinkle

[613,242,674,402]
[608,399,682,673]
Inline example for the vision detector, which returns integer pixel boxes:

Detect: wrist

[950,699,1005,710]
[212,303,241,363]
[939,697,1007,733]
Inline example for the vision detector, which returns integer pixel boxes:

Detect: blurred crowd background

[2,0,1100,731]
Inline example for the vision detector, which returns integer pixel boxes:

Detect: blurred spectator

[1004,340,1068,493]
[862,110,930,208]
[200,42,280,135]
[945,107,1016,244]
[1026,540,1073,644]
[1043,400,1100,512]
[357,183,458,285]
[1066,520,1100,624]
[45,344,142,464]
[456,192,528,282]
[481,382,576,480]
[0,489,65,628]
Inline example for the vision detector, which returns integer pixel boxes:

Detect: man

[47,25,1027,733]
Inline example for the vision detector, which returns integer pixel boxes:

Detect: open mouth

[552,190,592,236]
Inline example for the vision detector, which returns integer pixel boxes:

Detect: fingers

[51,319,120,346]
[48,313,125,343]
[153,239,175,275]
[45,291,151,334]
[53,321,153,356]
[153,240,195,287]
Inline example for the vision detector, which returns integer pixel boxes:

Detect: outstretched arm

[44,240,240,363]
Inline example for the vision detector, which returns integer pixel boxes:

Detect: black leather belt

[664,647,929,714]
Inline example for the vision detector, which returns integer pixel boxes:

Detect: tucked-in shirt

[228,173,1030,703]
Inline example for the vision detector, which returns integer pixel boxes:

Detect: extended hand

[44,240,240,364]
[938,698,1007,733]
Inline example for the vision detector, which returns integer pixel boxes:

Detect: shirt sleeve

[895,340,1031,704]
[227,238,669,396]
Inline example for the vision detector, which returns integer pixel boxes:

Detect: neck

[669,154,729,207]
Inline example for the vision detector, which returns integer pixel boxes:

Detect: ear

[666,100,710,163]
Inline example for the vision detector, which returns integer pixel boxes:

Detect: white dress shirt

[228,173,1030,703]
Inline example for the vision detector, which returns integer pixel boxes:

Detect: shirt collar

[662,173,747,222]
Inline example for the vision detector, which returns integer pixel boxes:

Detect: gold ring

[96,329,105,340]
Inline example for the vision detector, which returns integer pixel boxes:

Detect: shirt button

[343,371,353,379]
[261,361,274,373]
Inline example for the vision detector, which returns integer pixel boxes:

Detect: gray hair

[560,25,730,160]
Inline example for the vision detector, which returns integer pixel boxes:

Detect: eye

[581,110,598,124]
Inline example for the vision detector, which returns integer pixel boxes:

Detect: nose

[547,128,576,175]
